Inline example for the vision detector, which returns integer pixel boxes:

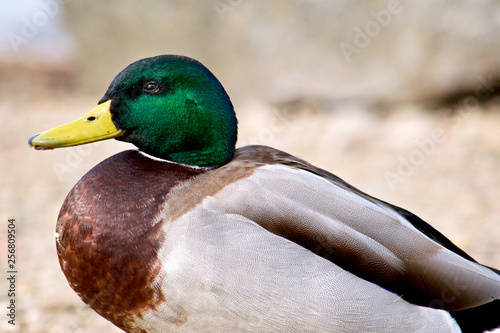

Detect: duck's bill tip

[28,134,54,150]
[28,134,38,147]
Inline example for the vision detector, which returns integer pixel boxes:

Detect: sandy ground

[1,95,500,332]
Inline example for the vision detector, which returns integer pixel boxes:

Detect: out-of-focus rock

[63,0,500,105]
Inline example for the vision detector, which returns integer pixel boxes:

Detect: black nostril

[87,116,96,121]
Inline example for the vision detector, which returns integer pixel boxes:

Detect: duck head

[29,55,238,167]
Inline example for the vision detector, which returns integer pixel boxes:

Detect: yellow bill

[29,100,124,150]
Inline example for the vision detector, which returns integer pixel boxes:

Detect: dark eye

[143,81,160,94]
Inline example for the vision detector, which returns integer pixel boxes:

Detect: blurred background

[1,1,500,332]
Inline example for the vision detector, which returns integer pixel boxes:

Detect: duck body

[57,147,467,333]
[30,55,500,332]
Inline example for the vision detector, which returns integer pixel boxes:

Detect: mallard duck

[29,55,500,333]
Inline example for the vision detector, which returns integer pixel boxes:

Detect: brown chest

[55,150,205,331]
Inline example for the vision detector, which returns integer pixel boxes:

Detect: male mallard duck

[29,55,500,333]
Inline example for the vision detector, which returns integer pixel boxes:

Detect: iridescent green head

[29,55,238,167]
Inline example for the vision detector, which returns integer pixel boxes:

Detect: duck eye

[143,81,160,94]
